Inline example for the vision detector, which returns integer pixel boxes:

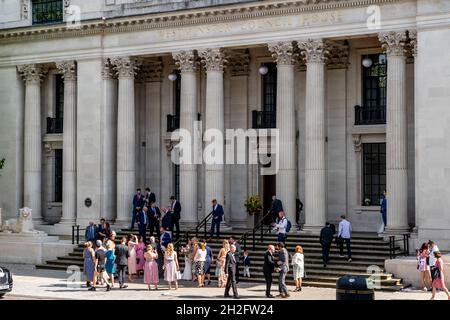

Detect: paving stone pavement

[0,263,448,300]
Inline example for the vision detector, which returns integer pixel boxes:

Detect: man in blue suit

[210,199,224,239]
[159,226,172,251]
[380,190,387,231]
[136,206,148,243]
[131,188,144,230]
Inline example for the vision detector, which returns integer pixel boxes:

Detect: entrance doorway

[262,174,276,225]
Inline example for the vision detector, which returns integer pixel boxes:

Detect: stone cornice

[0,0,403,43]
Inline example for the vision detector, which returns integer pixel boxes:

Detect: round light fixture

[258,65,269,75]
[362,56,373,68]
[168,73,178,81]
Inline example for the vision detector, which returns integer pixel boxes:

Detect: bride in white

[181,237,196,280]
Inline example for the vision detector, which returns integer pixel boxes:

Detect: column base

[299,225,322,235]
[383,226,410,235]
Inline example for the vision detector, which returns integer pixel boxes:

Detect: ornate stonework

[199,48,228,72]
[228,49,250,77]
[172,50,199,72]
[327,41,349,69]
[55,60,77,81]
[352,134,362,153]
[110,57,142,78]
[406,30,417,63]
[17,64,48,84]
[102,58,117,80]
[298,39,329,64]
[378,31,408,57]
[21,0,29,20]
[268,41,298,65]
[140,60,164,82]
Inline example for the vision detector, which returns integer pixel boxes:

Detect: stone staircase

[36,229,405,291]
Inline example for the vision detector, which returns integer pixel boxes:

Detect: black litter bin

[336,275,375,300]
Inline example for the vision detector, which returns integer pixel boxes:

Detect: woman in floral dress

[127,234,138,282]
[216,240,229,288]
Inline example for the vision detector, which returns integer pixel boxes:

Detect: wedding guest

[144,245,159,290]
[263,245,276,298]
[224,244,239,299]
[132,188,144,230]
[217,240,230,288]
[105,231,116,252]
[136,206,148,243]
[97,218,107,242]
[136,236,146,277]
[103,222,112,242]
[105,241,116,288]
[115,236,129,289]
[190,237,198,281]
[127,234,138,282]
[417,243,431,291]
[169,196,182,240]
[85,222,97,244]
[204,241,213,285]
[144,187,156,208]
[160,226,172,252]
[243,250,251,278]
[275,242,290,298]
[148,202,161,238]
[181,238,194,281]
[164,243,179,290]
[83,241,95,288]
[430,251,450,300]
[292,245,304,292]
[92,240,111,291]
[194,241,207,287]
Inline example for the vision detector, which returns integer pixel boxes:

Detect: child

[243,250,251,278]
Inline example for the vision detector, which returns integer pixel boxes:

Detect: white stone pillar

[379,31,409,233]
[100,59,117,222]
[298,39,328,232]
[200,48,226,216]
[55,61,77,225]
[268,42,297,225]
[17,64,48,223]
[172,50,199,226]
[112,57,140,225]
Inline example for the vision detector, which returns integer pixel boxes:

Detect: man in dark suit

[97,218,107,242]
[320,222,334,267]
[269,195,283,223]
[159,226,172,251]
[210,199,224,239]
[263,245,276,298]
[115,237,129,289]
[85,221,98,244]
[380,190,387,231]
[161,208,173,235]
[224,244,239,299]
[169,196,181,240]
[136,206,148,243]
[144,187,156,208]
[148,202,161,238]
[275,242,290,298]
[132,188,144,230]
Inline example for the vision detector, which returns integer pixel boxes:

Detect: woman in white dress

[181,238,193,281]
[292,245,304,292]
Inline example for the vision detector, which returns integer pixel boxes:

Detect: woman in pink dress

[164,243,179,290]
[417,243,431,290]
[144,245,159,290]
[431,251,450,300]
[136,236,146,277]
[127,234,138,282]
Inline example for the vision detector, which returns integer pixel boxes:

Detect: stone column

[298,39,328,232]
[379,31,409,233]
[268,42,297,226]
[200,48,227,216]
[100,59,117,222]
[172,50,199,226]
[112,57,140,225]
[17,64,48,223]
[144,60,163,199]
[409,30,418,235]
[55,61,77,225]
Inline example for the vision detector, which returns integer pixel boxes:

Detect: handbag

[176,270,182,280]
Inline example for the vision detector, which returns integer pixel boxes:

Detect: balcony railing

[252,110,276,129]
[32,0,64,25]
[354,105,386,125]
[46,117,63,134]
[167,113,201,132]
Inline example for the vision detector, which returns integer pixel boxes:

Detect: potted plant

[244,195,262,227]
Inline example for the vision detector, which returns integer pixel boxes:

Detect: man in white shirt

[428,240,439,267]
[274,211,288,243]
[338,215,352,262]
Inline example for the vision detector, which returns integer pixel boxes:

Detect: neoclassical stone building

[0,0,449,249]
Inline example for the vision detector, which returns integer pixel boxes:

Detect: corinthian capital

[267,41,297,65]
[378,31,408,57]
[327,41,349,69]
[408,30,417,57]
[102,58,116,80]
[199,48,228,72]
[111,57,142,79]
[298,39,329,64]
[172,50,199,72]
[228,49,251,76]
[55,60,77,81]
[140,60,164,82]
[17,64,48,84]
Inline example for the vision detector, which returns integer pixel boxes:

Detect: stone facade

[0,0,450,250]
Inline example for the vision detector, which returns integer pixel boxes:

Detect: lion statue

[0,207,43,234]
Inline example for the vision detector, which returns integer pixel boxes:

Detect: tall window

[55,74,64,119]
[173,70,181,200]
[362,53,387,108]
[174,165,180,201]
[54,149,63,202]
[32,0,64,25]
[362,143,386,206]
[261,62,277,128]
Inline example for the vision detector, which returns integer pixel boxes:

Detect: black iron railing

[32,0,64,25]
[46,117,63,134]
[239,210,273,251]
[167,113,201,132]
[389,234,410,259]
[71,225,86,244]
[354,105,386,125]
[252,110,276,129]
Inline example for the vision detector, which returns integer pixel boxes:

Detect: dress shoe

[266,294,274,298]
[348,258,352,262]
[106,285,111,292]
[233,296,240,299]
[88,287,96,291]
[120,285,128,289]
[224,294,232,298]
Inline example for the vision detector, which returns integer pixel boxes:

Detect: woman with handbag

[430,251,450,300]
[193,242,207,287]
[164,243,179,290]
[417,243,431,291]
